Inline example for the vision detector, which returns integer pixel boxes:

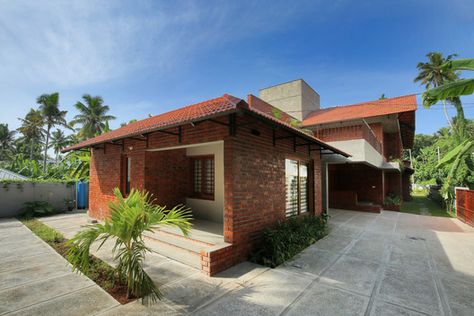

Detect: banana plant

[436,139,474,211]
[422,59,474,107]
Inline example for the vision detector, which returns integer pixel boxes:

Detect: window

[191,156,214,200]
[122,156,131,195]
[285,159,309,217]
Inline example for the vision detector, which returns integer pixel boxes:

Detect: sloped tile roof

[302,94,417,126]
[63,93,349,156]
[63,94,242,152]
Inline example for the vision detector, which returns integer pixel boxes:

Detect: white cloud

[0,0,331,87]
[0,1,142,86]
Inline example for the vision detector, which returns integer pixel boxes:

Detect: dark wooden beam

[208,119,229,127]
[274,135,294,140]
[229,113,236,136]
[155,130,179,137]
[272,128,276,147]
[129,137,146,142]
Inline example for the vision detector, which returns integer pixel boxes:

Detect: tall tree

[17,108,44,160]
[37,93,68,172]
[414,52,460,129]
[0,124,16,160]
[70,95,116,139]
[50,129,70,161]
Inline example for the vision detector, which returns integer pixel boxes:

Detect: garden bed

[250,215,328,268]
[20,218,134,304]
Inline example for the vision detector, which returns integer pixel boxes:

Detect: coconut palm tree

[67,188,192,304]
[414,52,461,129]
[17,109,44,160]
[49,129,71,161]
[70,95,116,139]
[0,123,16,151]
[37,93,69,172]
[422,58,474,140]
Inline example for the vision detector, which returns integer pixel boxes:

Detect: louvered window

[122,156,131,195]
[285,159,309,217]
[191,156,214,200]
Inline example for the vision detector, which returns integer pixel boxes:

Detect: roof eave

[61,108,242,153]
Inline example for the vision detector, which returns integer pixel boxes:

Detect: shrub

[66,188,192,305]
[251,215,328,268]
[20,201,58,218]
[384,194,401,206]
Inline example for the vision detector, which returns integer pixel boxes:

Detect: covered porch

[328,162,384,212]
[142,140,225,235]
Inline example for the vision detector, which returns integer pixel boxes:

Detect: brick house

[63,93,348,275]
[259,80,416,213]
[64,79,416,274]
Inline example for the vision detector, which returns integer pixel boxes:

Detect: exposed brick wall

[385,171,402,198]
[328,163,383,207]
[145,149,189,207]
[88,112,324,274]
[223,115,322,265]
[314,125,364,142]
[89,145,122,219]
[383,132,402,160]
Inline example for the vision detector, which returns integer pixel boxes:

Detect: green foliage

[384,194,401,206]
[20,201,58,218]
[401,191,454,218]
[412,119,474,211]
[271,108,282,120]
[37,92,70,172]
[251,215,327,268]
[66,188,192,304]
[70,94,116,139]
[21,218,65,243]
[423,78,474,107]
[1,151,90,181]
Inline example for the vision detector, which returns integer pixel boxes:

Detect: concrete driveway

[0,218,120,316]
[30,210,474,315]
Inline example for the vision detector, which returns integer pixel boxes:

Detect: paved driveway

[0,218,120,316]
[32,210,474,315]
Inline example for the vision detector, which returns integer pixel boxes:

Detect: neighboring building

[260,80,416,213]
[63,94,348,275]
[0,168,29,181]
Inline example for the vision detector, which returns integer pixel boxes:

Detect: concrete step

[143,232,211,269]
[144,230,209,254]
[147,228,215,247]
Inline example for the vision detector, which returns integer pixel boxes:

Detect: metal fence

[456,188,474,227]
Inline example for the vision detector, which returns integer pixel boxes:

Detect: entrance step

[143,230,218,270]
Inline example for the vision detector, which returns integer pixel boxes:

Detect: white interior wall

[185,141,224,223]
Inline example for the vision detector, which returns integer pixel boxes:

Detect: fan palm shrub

[66,188,192,304]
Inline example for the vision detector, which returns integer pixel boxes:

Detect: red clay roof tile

[302,94,417,126]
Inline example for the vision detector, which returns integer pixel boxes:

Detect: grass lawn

[401,191,455,218]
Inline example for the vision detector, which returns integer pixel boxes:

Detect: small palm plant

[66,188,192,304]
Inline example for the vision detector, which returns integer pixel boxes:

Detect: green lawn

[400,191,455,218]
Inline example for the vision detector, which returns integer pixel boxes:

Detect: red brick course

[88,112,323,275]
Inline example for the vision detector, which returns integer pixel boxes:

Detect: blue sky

[1,0,473,135]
